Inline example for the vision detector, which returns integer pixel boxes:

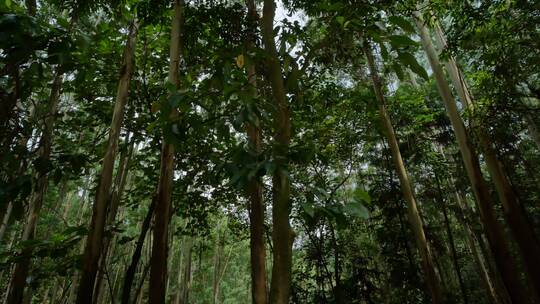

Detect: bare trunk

[434,22,540,299]
[415,12,531,303]
[524,114,540,150]
[435,174,468,304]
[455,191,509,304]
[363,42,444,303]
[0,202,13,242]
[5,68,63,304]
[261,1,293,303]
[93,137,134,304]
[121,198,155,304]
[149,1,183,303]
[76,21,138,304]
[179,237,193,304]
[245,1,267,303]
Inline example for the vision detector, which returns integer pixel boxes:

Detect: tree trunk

[76,20,138,304]
[261,1,293,303]
[524,114,540,150]
[5,68,63,304]
[121,198,155,304]
[92,136,134,304]
[363,42,444,304]
[0,202,13,242]
[245,1,267,303]
[434,173,468,304]
[455,190,509,304]
[179,237,193,304]
[414,12,532,304]
[149,1,183,303]
[433,21,540,299]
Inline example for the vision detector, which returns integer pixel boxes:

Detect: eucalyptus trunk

[524,114,540,150]
[121,198,155,304]
[434,21,540,298]
[76,20,138,304]
[363,42,444,304]
[5,68,63,304]
[435,174,468,304]
[92,136,134,304]
[245,1,267,303]
[149,2,184,302]
[414,12,531,304]
[0,202,13,242]
[261,0,293,303]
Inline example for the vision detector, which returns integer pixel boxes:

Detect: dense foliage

[1,0,539,303]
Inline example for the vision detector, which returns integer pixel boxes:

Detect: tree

[149,1,184,303]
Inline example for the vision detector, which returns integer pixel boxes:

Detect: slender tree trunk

[454,190,508,304]
[132,263,150,304]
[213,232,224,304]
[524,114,540,150]
[434,173,468,304]
[67,182,92,304]
[363,42,444,304]
[180,237,193,304]
[121,198,155,304]
[5,68,63,304]
[433,21,540,298]
[92,137,134,304]
[414,12,532,304]
[244,1,267,303]
[76,20,138,304]
[0,202,13,242]
[261,1,294,303]
[149,1,183,303]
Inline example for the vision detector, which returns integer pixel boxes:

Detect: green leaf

[388,35,417,48]
[353,188,371,204]
[392,61,405,81]
[379,42,389,61]
[336,16,345,26]
[388,16,416,33]
[397,52,429,80]
[343,201,370,219]
[301,202,315,218]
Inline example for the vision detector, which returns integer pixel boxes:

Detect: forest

[1,0,539,303]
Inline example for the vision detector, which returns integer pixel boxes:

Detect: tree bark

[244,1,267,303]
[455,190,509,304]
[524,114,540,150]
[261,1,293,303]
[0,202,13,242]
[363,42,444,304]
[434,173,468,304]
[92,136,134,304]
[76,20,138,304]
[121,198,155,304]
[414,12,532,304]
[149,1,183,303]
[180,237,193,304]
[433,21,540,299]
[5,68,63,304]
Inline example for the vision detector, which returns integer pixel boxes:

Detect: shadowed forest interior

[1,0,540,303]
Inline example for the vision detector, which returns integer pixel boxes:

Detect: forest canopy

[1,0,540,303]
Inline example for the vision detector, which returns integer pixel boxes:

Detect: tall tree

[261,0,293,303]
[432,20,540,299]
[363,42,444,304]
[149,1,184,303]
[414,11,532,304]
[244,0,267,303]
[5,69,63,304]
[76,20,138,304]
